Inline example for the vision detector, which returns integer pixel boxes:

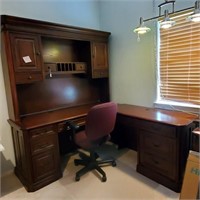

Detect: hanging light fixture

[187,0,200,22]
[134,17,151,34]
[133,0,200,40]
[133,17,151,41]
[160,10,176,29]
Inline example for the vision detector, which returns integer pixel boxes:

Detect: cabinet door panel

[10,33,42,72]
[91,42,108,78]
[92,42,108,69]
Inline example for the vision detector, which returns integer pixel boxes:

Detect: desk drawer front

[32,148,58,182]
[72,117,86,126]
[140,152,176,180]
[15,72,43,84]
[31,133,56,155]
[58,122,67,132]
[140,131,176,156]
[139,120,176,138]
[29,125,57,155]
[58,117,86,132]
[30,125,56,138]
[139,130,177,180]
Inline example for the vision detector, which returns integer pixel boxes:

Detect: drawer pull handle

[38,142,53,148]
[151,126,160,131]
[31,131,53,138]
[153,143,160,148]
[153,159,159,165]
[38,144,49,149]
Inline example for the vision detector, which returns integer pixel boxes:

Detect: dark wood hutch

[1,15,111,192]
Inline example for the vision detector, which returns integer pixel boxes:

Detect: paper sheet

[23,56,32,63]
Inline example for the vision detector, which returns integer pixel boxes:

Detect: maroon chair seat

[69,102,117,182]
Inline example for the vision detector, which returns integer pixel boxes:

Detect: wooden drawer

[32,148,58,182]
[30,125,55,138]
[139,120,176,138]
[140,130,176,156]
[140,152,176,180]
[57,122,67,132]
[30,133,56,155]
[92,70,108,78]
[29,125,57,155]
[72,117,86,126]
[15,72,43,84]
[57,117,86,132]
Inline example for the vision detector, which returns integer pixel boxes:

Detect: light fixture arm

[140,17,144,25]
[164,10,169,18]
[158,0,175,16]
[143,5,194,23]
[194,0,200,12]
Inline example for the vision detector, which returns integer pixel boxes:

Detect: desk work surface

[20,103,97,129]
[19,103,198,129]
[117,104,198,126]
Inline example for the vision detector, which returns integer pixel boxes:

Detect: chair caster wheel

[102,176,107,182]
[112,161,116,167]
[94,152,99,159]
[74,160,79,166]
[75,176,80,181]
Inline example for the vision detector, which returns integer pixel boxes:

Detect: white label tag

[23,56,32,63]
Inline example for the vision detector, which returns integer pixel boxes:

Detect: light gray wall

[0,0,100,29]
[99,0,195,107]
[0,0,100,175]
[99,0,156,107]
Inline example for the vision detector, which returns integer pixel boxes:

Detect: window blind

[159,12,200,106]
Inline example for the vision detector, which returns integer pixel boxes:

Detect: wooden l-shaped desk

[113,104,198,193]
[9,104,198,192]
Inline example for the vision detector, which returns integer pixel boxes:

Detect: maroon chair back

[85,102,117,141]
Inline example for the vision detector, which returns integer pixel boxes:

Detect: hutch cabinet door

[10,33,44,84]
[91,42,109,78]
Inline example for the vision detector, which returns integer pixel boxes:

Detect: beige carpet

[1,143,179,200]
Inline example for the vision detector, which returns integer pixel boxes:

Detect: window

[157,11,200,107]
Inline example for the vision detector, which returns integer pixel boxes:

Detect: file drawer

[30,125,57,155]
[140,131,176,156]
[140,120,176,138]
[140,152,176,180]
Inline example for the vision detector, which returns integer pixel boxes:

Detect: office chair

[67,102,117,182]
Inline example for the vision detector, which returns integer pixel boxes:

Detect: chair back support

[85,102,117,141]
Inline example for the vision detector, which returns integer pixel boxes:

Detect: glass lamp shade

[133,17,151,35]
[187,13,200,22]
[160,10,176,29]
[160,19,176,29]
[187,1,200,22]
[134,26,151,34]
